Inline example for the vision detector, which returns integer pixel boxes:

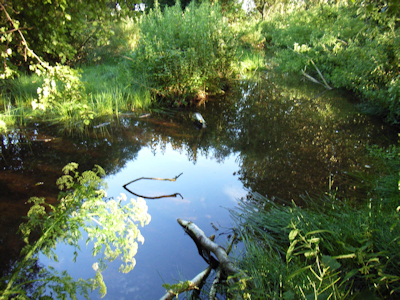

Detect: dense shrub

[130,0,237,106]
[262,4,400,124]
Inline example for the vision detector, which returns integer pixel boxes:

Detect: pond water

[0,73,397,299]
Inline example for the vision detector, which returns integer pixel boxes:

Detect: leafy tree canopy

[0,0,140,77]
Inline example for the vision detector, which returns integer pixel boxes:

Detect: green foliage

[0,1,150,133]
[262,3,400,123]
[81,17,140,66]
[0,0,139,71]
[233,193,400,298]
[1,163,151,299]
[232,143,400,298]
[130,0,237,105]
[162,280,194,296]
[368,143,400,208]
[30,63,94,128]
[144,0,192,11]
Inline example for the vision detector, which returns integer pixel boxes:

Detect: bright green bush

[262,4,400,124]
[130,0,237,106]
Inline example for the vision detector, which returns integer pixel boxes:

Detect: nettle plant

[1,163,151,299]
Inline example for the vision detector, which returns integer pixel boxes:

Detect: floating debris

[192,112,206,128]
[211,222,219,231]
[139,113,151,118]
[93,122,111,129]
[32,138,53,142]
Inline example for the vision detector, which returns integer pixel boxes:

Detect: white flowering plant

[1,163,151,299]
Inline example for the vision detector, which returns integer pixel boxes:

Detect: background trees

[0,0,140,77]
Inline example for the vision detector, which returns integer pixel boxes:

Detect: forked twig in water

[123,173,183,200]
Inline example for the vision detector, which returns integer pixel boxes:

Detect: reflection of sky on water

[39,143,246,299]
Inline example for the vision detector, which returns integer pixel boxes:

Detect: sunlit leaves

[28,62,97,129]
[1,163,151,299]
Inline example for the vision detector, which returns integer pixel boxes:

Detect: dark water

[0,73,397,299]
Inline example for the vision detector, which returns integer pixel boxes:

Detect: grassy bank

[260,3,400,124]
[0,61,152,133]
[232,144,400,299]
[0,1,246,133]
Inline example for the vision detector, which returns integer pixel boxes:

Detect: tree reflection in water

[221,74,397,203]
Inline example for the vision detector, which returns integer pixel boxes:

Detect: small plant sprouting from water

[0,163,151,299]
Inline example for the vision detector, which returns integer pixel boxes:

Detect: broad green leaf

[321,255,341,271]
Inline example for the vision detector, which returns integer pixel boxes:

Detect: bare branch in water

[123,173,183,200]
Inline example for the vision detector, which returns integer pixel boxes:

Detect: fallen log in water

[159,220,244,300]
[177,218,241,276]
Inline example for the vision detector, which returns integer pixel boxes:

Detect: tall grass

[0,62,152,133]
[0,74,42,132]
[82,63,152,115]
[231,145,400,298]
[232,194,400,299]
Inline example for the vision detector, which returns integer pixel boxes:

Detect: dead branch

[123,173,183,200]
[159,267,212,300]
[0,3,48,67]
[209,232,237,300]
[177,219,241,276]
[159,228,241,300]
[160,235,216,300]
[209,268,221,300]
[287,45,332,90]
[310,59,332,90]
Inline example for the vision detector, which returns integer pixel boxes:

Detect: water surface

[0,73,397,299]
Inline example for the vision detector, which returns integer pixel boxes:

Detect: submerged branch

[159,222,241,300]
[160,235,216,300]
[159,267,212,300]
[123,173,183,200]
